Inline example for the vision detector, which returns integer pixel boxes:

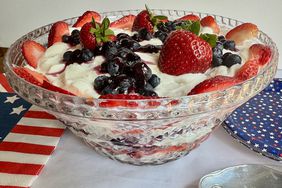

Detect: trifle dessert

[5,7,277,165]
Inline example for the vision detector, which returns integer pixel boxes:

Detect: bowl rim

[3,9,279,108]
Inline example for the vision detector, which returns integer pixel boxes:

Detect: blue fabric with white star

[0,92,31,142]
[224,78,282,161]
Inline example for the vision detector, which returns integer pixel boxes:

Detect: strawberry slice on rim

[249,44,272,66]
[235,60,259,81]
[48,21,70,47]
[177,14,200,21]
[200,16,220,34]
[73,11,101,27]
[21,40,46,69]
[188,75,240,95]
[110,14,136,30]
[225,23,258,45]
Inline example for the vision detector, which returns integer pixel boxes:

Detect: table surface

[0,1,282,187]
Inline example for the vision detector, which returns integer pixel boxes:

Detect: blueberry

[94,75,110,92]
[71,35,80,46]
[100,62,108,73]
[148,74,160,88]
[117,33,130,41]
[138,89,158,97]
[212,56,223,67]
[154,30,168,42]
[138,28,153,40]
[137,44,162,53]
[126,52,141,64]
[101,85,115,95]
[132,62,152,81]
[103,42,118,60]
[144,83,154,91]
[157,22,169,33]
[212,47,223,58]
[107,57,124,76]
[72,49,83,63]
[62,35,70,43]
[218,35,225,42]
[117,47,132,59]
[132,33,143,42]
[222,53,242,68]
[81,49,94,62]
[71,30,80,37]
[120,38,141,51]
[223,40,236,51]
[93,45,103,56]
[216,41,224,50]
[165,21,176,31]
[63,51,73,62]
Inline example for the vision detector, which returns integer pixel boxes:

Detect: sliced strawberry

[48,21,69,47]
[225,23,258,45]
[132,10,154,33]
[249,44,272,66]
[200,16,220,34]
[21,40,46,68]
[235,60,259,81]
[79,22,97,50]
[42,81,75,95]
[13,67,47,86]
[188,75,240,95]
[73,11,101,28]
[99,94,159,107]
[110,15,136,30]
[177,14,200,21]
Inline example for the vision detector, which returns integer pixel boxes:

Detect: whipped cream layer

[35,27,260,98]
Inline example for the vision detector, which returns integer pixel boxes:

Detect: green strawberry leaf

[200,33,217,47]
[189,21,200,35]
[105,29,114,36]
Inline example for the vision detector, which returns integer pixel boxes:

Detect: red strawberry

[225,23,258,45]
[48,21,69,47]
[200,16,220,34]
[249,44,272,66]
[132,10,154,33]
[235,60,259,81]
[42,81,75,95]
[158,30,212,75]
[188,75,240,95]
[21,40,46,68]
[99,94,159,107]
[110,14,136,30]
[177,14,200,21]
[79,22,97,50]
[13,67,47,86]
[73,11,101,27]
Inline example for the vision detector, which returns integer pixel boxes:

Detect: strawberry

[225,23,258,45]
[80,18,115,50]
[21,40,46,68]
[99,94,159,107]
[200,16,220,34]
[158,30,212,75]
[177,14,200,21]
[79,22,97,50]
[73,11,101,27]
[235,60,259,81]
[188,75,240,95]
[249,44,272,66]
[132,6,167,33]
[48,21,70,47]
[110,14,136,30]
[42,81,75,95]
[13,67,47,86]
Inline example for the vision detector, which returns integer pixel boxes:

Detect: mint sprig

[176,20,217,47]
[89,17,114,43]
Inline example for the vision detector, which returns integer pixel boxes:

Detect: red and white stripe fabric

[0,73,65,188]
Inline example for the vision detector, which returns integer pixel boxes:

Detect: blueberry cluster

[62,30,80,46]
[94,39,161,96]
[154,21,182,42]
[63,49,94,65]
[212,36,241,67]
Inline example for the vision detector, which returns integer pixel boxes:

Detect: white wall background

[0,0,281,68]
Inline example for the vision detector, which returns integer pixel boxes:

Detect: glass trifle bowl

[3,9,279,165]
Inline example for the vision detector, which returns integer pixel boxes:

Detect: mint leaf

[200,33,217,47]
[189,21,200,35]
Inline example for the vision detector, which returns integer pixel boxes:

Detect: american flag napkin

[0,73,66,188]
